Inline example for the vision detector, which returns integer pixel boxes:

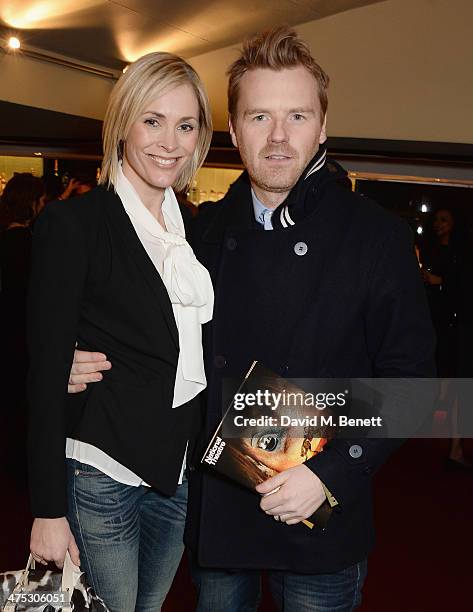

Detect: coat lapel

[201,172,256,245]
[100,187,179,350]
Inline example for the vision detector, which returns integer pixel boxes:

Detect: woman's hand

[30,517,81,568]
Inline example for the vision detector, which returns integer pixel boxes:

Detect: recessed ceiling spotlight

[33,152,42,156]
[8,36,21,50]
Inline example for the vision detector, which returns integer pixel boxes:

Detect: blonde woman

[28,52,213,611]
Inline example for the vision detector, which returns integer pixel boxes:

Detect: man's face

[433,209,454,240]
[229,66,327,207]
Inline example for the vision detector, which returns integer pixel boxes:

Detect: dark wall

[356,179,473,238]
[0,101,102,155]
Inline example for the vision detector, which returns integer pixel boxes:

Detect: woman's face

[122,82,200,200]
[433,209,454,240]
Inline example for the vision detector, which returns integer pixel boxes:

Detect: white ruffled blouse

[66,166,214,486]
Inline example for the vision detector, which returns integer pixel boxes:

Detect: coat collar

[200,172,255,245]
[97,185,179,350]
[200,144,348,243]
[271,143,331,230]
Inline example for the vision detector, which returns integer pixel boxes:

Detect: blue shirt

[251,189,274,230]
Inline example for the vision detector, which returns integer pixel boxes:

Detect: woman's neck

[121,162,166,227]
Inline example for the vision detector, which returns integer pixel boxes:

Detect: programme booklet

[202,361,339,529]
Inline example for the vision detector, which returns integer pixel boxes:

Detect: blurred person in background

[0,172,45,358]
[421,206,473,469]
[43,169,97,204]
[0,173,45,485]
[59,169,98,200]
[42,174,65,204]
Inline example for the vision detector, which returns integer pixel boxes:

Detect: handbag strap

[18,554,35,588]
[61,551,82,593]
[3,556,35,611]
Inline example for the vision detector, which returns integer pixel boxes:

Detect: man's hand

[59,178,79,201]
[68,349,111,394]
[421,269,442,286]
[256,464,326,525]
[30,517,81,568]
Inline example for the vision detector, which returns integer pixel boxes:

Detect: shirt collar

[114,164,184,242]
[251,188,274,229]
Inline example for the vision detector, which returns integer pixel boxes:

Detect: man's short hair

[227,26,329,120]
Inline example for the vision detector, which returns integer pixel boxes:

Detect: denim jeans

[66,459,187,612]
[191,560,367,612]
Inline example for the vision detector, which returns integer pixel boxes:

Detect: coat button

[349,444,362,458]
[294,241,308,256]
[227,237,237,250]
[214,355,226,368]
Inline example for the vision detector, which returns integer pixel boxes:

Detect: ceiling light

[8,36,21,50]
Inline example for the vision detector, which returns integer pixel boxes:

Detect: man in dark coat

[184,27,435,611]
[68,27,435,612]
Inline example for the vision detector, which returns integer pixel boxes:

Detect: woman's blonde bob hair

[99,52,212,193]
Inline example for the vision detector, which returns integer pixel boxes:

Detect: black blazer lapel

[101,187,179,350]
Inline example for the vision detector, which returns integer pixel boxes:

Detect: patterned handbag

[0,552,109,611]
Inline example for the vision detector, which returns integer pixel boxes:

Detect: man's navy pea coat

[186,155,435,573]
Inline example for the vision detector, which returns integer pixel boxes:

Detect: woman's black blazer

[28,186,199,518]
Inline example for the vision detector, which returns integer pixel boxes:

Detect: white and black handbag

[0,552,110,611]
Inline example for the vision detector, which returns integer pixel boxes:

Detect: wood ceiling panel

[0,0,385,67]
[117,0,319,41]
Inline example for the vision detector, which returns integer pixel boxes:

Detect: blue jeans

[66,459,187,612]
[191,560,367,612]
